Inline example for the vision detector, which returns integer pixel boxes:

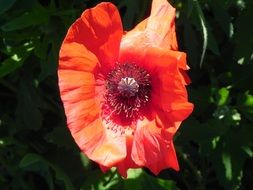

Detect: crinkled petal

[121,0,192,84]
[63,2,123,74]
[120,36,187,71]
[58,69,126,167]
[150,62,194,122]
[147,0,178,50]
[98,129,142,178]
[116,133,139,177]
[80,124,126,167]
[119,45,193,124]
[58,3,127,167]
[59,42,98,72]
[131,117,179,174]
[120,29,191,82]
[150,59,194,122]
[122,0,177,50]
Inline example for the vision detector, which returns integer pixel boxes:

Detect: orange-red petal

[122,0,178,51]
[59,42,98,72]
[119,45,193,124]
[58,3,127,167]
[121,0,192,85]
[146,0,178,50]
[116,134,139,177]
[58,0,193,176]
[131,117,179,174]
[58,69,127,167]
[63,2,123,74]
[72,118,126,167]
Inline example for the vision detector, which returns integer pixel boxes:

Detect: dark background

[0,0,253,189]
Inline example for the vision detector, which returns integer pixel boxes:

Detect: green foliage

[81,169,178,190]
[0,0,253,189]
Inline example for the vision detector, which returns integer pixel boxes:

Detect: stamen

[104,63,151,123]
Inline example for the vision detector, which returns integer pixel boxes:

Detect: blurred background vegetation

[0,0,253,189]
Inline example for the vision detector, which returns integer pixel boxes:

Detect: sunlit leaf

[0,55,23,78]
[222,152,232,180]
[217,88,230,106]
[192,0,208,67]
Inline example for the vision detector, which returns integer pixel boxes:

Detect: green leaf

[1,4,49,31]
[193,0,208,67]
[234,3,253,64]
[20,153,75,190]
[38,50,58,81]
[156,178,178,190]
[123,169,142,190]
[81,169,178,190]
[222,152,232,181]
[183,17,199,67]
[0,55,23,78]
[210,126,250,189]
[20,154,54,190]
[81,169,120,190]
[45,126,76,149]
[0,0,16,14]
[79,153,91,168]
[0,42,33,78]
[211,2,232,37]
[118,0,148,30]
[53,165,76,190]
[125,169,178,190]
[142,171,178,190]
[180,118,225,144]
[19,153,42,168]
[207,25,220,55]
[238,92,253,121]
[16,80,42,130]
[186,0,194,18]
[242,146,253,157]
[217,88,230,106]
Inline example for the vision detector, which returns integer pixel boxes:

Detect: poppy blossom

[58,0,193,177]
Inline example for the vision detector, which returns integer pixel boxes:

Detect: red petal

[73,119,127,167]
[121,0,192,84]
[148,0,178,50]
[119,38,187,72]
[58,70,126,167]
[119,46,193,123]
[131,118,179,174]
[180,69,191,85]
[63,2,123,74]
[99,164,110,173]
[122,0,177,51]
[58,2,127,169]
[116,134,139,177]
[59,42,98,72]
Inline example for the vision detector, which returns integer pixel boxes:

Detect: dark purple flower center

[104,63,151,120]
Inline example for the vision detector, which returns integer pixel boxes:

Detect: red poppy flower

[58,0,193,177]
